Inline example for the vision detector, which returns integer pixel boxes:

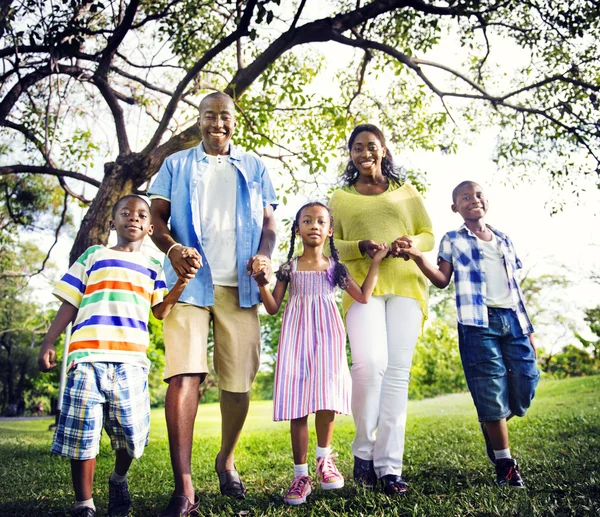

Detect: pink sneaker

[284,475,312,505]
[316,453,344,490]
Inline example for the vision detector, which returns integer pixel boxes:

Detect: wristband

[166,243,182,259]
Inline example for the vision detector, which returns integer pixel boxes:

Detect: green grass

[1,376,599,516]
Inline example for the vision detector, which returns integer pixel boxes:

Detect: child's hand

[38,342,57,372]
[372,243,389,262]
[400,245,422,261]
[391,236,413,259]
[359,240,385,259]
[247,255,272,287]
[528,334,537,357]
[170,246,202,280]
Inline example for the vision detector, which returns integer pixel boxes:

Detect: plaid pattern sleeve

[439,225,533,334]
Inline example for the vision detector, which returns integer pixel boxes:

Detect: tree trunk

[70,132,202,263]
[70,153,150,263]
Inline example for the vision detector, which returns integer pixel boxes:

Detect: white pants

[346,295,422,477]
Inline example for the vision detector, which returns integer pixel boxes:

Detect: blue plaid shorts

[51,362,150,460]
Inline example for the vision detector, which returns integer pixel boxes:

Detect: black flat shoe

[215,456,247,499]
[353,456,377,489]
[381,474,409,495]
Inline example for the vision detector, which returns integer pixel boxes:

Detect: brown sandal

[215,457,247,499]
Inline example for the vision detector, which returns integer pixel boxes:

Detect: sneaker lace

[316,453,340,480]
[288,476,310,497]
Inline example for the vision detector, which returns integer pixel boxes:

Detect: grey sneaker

[108,477,132,516]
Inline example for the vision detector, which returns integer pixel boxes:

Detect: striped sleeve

[53,246,102,308]
[150,258,169,307]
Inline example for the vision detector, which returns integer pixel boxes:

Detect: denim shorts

[51,362,150,460]
[458,308,539,422]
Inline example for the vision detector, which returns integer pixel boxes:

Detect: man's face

[198,96,236,156]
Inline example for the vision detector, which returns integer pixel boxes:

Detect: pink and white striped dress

[273,258,351,421]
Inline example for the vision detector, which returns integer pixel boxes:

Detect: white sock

[110,470,127,483]
[316,445,331,459]
[294,463,309,478]
[493,448,512,460]
[74,498,95,511]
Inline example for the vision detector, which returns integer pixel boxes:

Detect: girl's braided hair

[276,202,350,290]
[341,123,402,187]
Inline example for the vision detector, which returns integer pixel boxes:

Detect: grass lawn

[1,375,599,516]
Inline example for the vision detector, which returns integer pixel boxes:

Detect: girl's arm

[259,279,288,315]
[403,247,453,289]
[152,278,188,320]
[344,243,389,304]
[38,301,78,372]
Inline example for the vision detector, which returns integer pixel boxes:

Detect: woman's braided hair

[275,202,350,290]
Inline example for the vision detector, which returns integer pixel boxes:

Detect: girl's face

[296,205,332,247]
[350,131,386,179]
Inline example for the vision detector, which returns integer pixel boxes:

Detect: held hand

[38,343,57,372]
[528,334,537,358]
[391,236,413,258]
[170,246,202,280]
[372,243,390,263]
[247,255,272,287]
[359,240,384,259]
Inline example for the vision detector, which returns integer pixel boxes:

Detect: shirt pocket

[247,181,263,216]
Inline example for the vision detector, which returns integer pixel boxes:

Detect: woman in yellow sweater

[329,124,434,495]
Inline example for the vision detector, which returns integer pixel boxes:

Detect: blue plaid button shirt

[438,224,534,335]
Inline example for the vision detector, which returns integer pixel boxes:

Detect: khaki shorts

[163,286,260,393]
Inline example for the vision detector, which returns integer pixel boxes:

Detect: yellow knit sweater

[328,182,434,320]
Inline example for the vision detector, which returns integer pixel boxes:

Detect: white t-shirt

[197,155,238,286]
[478,234,514,308]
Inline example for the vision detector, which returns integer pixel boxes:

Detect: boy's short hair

[452,181,481,203]
[111,195,151,219]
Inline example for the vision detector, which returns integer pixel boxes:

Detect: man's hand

[169,246,202,280]
[247,254,272,287]
[359,240,385,259]
[38,343,57,372]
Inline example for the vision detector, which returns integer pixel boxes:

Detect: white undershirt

[478,234,514,308]
[197,155,238,286]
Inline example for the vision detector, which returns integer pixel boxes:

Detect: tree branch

[96,0,140,77]
[141,0,259,155]
[0,165,102,188]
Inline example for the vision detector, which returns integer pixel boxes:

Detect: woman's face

[350,131,386,179]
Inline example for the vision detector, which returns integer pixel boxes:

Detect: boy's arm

[259,279,287,315]
[344,244,389,303]
[38,301,78,372]
[404,247,453,289]
[152,278,188,320]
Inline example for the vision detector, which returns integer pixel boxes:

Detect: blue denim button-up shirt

[148,142,277,308]
[438,224,534,335]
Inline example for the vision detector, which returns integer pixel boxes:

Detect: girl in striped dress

[255,201,388,505]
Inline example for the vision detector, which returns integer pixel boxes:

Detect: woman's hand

[391,236,413,260]
[359,240,385,259]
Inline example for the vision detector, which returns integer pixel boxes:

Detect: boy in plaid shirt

[38,195,195,517]
[402,181,539,488]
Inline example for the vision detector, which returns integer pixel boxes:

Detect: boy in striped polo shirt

[38,195,193,517]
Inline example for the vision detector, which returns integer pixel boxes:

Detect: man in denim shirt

[401,181,539,489]
[149,92,277,516]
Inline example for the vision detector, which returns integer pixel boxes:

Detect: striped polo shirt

[54,245,168,369]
